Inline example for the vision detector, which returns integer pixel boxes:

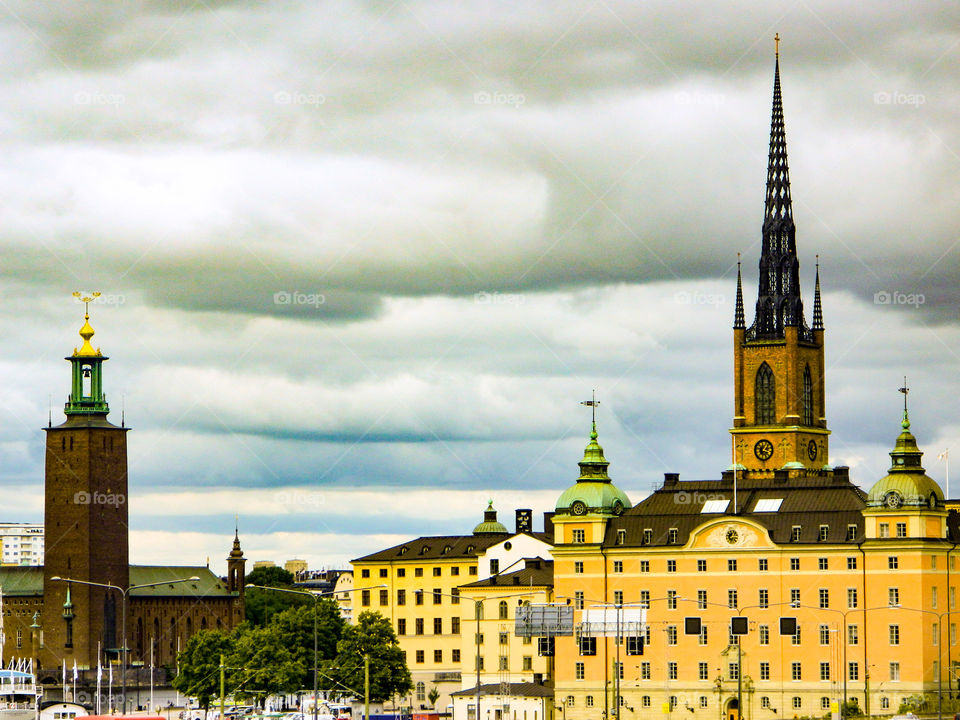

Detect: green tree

[228,624,306,705]
[325,611,411,702]
[244,567,308,626]
[270,600,346,688]
[172,629,235,710]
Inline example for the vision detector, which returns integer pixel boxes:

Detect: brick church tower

[41,301,129,669]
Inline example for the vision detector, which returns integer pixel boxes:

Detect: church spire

[734,254,745,329]
[749,38,809,341]
[64,294,110,417]
[812,256,824,330]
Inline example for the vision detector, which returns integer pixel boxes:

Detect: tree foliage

[228,625,305,705]
[171,629,234,710]
[244,567,309,627]
[246,566,295,587]
[270,600,346,689]
[324,611,411,703]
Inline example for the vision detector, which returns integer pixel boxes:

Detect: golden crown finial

[72,291,101,357]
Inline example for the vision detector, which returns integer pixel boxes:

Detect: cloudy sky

[1,1,958,573]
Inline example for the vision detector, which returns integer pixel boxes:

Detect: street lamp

[247,583,386,720]
[887,604,952,720]
[51,574,200,713]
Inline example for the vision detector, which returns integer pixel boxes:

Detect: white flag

[73,660,78,681]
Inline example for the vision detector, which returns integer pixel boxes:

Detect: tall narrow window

[802,365,814,426]
[756,363,776,424]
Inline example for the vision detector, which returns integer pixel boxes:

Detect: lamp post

[887,604,952,720]
[247,583,386,720]
[51,574,199,713]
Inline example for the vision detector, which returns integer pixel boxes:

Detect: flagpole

[109,662,113,714]
[150,640,155,712]
[97,642,102,715]
[940,449,950,499]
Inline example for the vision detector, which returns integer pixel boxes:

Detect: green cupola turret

[64,294,110,416]
[556,404,631,517]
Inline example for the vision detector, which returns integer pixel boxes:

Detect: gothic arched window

[802,365,814,426]
[756,363,776,425]
[499,600,508,620]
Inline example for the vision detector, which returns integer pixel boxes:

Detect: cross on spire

[898,376,910,429]
[581,391,600,436]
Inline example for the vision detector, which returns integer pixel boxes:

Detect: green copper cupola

[556,413,631,517]
[64,297,110,416]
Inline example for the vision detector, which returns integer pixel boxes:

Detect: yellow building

[551,46,954,720]
[352,505,554,713]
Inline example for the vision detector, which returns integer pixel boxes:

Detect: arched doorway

[725,697,740,720]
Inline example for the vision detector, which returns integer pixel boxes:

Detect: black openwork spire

[734,254,745,329]
[812,256,823,330]
[748,38,811,342]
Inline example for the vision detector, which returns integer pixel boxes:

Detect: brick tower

[41,300,129,670]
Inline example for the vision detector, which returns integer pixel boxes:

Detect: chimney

[664,472,680,487]
[516,509,533,534]
[834,466,850,482]
[543,512,555,542]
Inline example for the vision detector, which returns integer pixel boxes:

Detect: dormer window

[668,528,679,544]
[642,529,653,545]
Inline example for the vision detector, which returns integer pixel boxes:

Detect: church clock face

[726,528,739,545]
[754,439,774,461]
[807,440,818,461]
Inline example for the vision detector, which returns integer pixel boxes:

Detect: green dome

[473,501,508,534]
[555,423,631,516]
[866,412,944,509]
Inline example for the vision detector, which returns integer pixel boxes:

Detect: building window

[574,561,584,574]
[575,662,585,680]
[790,557,800,570]
[820,662,831,681]
[397,589,406,606]
[699,662,709,680]
[415,591,424,606]
[585,696,594,707]
[498,657,508,671]
[415,567,423,577]
[700,697,708,709]
[469,566,477,575]
[616,529,626,545]
[791,526,801,543]
[728,589,738,608]
[667,626,677,645]
[889,625,900,645]
[759,625,769,645]
[361,590,370,607]
[761,698,771,709]
[760,662,770,681]
[499,631,509,645]
[451,566,459,576]
[819,588,829,609]
[791,662,801,681]
[379,568,388,578]
[614,590,624,605]
[889,556,899,570]
[802,365,814,425]
[434,618,443,634]
[819,525,829,541]
[847,624,858,645]
[952,623,957,646]
[793,698,802,710]
[934,623,940,646]
[453,649,461,662]
[415,618,424,635]
[499,600,509,619]
[847,525,857,541]
[613,560,623,573]
[640,560,650,573]
[848,588,858,609]
[881,698,890,710]
[668,662,678,680]
[896,522,907,538]
[756,362,776,424]
[699,626,708,645]
[566,697,574,708]
[361,569,370,578]
[15,630,21,650]
[890,662,900,681]
[397,568,406,577]
[642,697,651,708]
[847,556,857,570]
[728,559,737,571]
[643,529,653,545]
[571,530,585,544]
[415,650,424,664]
[792,626,801,645]
[578,637,596,656]
[879,523,890,538]
[819,624,830,645]
[849,662,859,680]
[641,662,651,680]
[668,590,678,609]
[790,588,800,605]
[759,589,769,608]
[574,591,584,610]
[379,589,388,606]
[698,590,707,609]
[490,559,499,575]
[452,617,460,634]
[889,587,900,606]
[434,649,442,663]
[698,559,707,572]
[667,559,677,573]
[933,587,939,609]
[821,698,831,710]
[729,662,740,681]
[640,590,650,607]
[397,619,406,635]
[933,556,938,569]
[668,528,679,544]
[416,682,425,700]
[759,558,768,571]
[433,567,441,577]
[818,557,828,570]
[522,656,532,671]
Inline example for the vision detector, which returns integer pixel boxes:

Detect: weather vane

[72,291,101,317]
[898,376,909,412]
[580,390,599,425]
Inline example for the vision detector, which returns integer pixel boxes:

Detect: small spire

[775,33,780,58]
[72,292,102,357]
[899,377,910,429]
[734,254,745,329]
[580,391,600,438]
[812,255,824,330]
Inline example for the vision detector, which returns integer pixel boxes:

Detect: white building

[0,523,43,566]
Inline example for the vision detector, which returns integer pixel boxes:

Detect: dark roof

[461,558,553,589]
[451,683,552,698]
[0,566,232,597]
[352,534,508,563]
[607,473,867,547]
